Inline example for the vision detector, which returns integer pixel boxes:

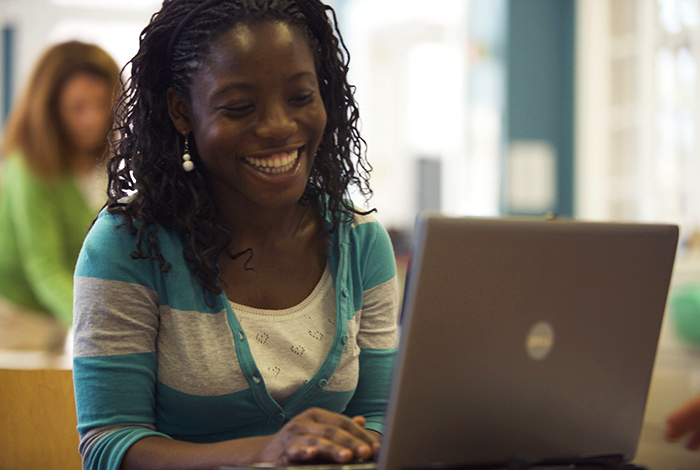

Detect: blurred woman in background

[0,40,119,351]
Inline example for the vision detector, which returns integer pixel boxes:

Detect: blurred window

[578,0,700,249]
[340,0,506,230]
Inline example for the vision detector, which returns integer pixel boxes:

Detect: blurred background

[1,0,700,468]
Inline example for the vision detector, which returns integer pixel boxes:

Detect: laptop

[223,215,679,470]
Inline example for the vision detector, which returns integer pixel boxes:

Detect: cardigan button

[341,335,348,345]
[276,412,285,421]
[318,379,328,388]
[342,289,349,298]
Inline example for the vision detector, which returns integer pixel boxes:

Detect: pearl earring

[182,135,194,172]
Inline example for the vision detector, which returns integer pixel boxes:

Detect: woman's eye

[221,104,254,116]
[291,92,314,105]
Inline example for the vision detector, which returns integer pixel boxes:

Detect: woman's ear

[167,88,192,135]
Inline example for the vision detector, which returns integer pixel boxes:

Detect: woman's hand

[258,408,381,464]
[666,395,700,450]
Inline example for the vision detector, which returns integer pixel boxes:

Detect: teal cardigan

[0,155,96,326]
[73,208,399,470]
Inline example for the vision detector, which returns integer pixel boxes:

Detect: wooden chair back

[0,368,81,469]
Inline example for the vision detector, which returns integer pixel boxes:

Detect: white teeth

[244,150,299,174]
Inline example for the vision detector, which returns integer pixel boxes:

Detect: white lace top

[229,263,336,404]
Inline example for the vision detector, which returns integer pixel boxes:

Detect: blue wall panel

[506,0,575,217]
[2,25,15,124]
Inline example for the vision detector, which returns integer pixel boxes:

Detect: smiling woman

[167,21,328,225]
[71,1,399,470]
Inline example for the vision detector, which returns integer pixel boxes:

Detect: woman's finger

[284,443,319,462]
[285,435,354,463]
[686,430,700,451]
[286,418,373,459]
[667,396,700,441]
[305,408,379,448]
[352,415,366,428]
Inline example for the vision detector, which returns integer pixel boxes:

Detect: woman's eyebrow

[212,82,255,99]
[288,71,316,82]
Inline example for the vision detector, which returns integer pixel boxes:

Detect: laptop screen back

[379,216,678,470]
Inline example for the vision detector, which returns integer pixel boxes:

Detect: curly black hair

[106,0,372,297]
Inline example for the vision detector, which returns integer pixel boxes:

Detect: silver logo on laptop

[525,321,555,361]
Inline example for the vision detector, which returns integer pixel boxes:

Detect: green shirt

[0,154,98,326]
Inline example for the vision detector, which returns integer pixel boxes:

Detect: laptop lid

[378,215,678,470]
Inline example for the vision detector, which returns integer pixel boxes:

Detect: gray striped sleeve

[73,276,159,357]
[357,277,399,350]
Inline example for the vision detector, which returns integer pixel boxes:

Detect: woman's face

[58,73,113,155]
[176,20,328,212]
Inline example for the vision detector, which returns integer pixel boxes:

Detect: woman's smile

[242,147,302,176]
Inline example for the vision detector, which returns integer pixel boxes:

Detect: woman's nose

[255,102,297,141]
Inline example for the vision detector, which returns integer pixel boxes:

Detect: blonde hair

[2,41,120,180]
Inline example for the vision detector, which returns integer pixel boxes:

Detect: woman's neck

[218,197,319,249]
